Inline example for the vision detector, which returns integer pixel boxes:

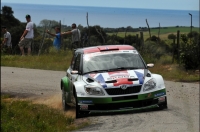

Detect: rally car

[60,45,167,118]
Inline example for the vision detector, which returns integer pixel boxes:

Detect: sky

[1,0,199,10]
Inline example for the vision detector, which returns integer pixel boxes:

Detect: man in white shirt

[18,14,34,56]
[1,26,12,54]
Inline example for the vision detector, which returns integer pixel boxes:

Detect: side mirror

[147,63,154,68]
[71,70,78,74]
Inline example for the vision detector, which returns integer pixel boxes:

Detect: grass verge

[1,95,90,132]
[1,51,199,82]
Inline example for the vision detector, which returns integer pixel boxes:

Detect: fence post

[177,30,180,65]
[172,38,175,63]
[136,34,138,49]
[140,32,144,51]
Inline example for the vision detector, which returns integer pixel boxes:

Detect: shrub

[179,32,200,70]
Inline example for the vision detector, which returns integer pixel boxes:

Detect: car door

[71,53,81,83]
[67,52,81,103]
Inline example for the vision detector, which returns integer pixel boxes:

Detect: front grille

[88,98,158,110]
[105,85,141,95]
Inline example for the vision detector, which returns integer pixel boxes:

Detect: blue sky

[2,0,199,10]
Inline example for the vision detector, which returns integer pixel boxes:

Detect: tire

[62,87,70,111]
[74,88,89,119]
[75,90,82,119]
[158,97,168,110]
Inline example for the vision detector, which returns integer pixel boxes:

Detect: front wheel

[62,87,70,111]
[75,91,81,119]
[158,97,168,110]
[74,89,89,118]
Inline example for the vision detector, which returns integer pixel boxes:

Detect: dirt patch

[32,94,76,118]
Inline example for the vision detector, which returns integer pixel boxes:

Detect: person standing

[18,14,34,56]
[46,26,61,50]
[62,23,81,49]
[1,26,12,54]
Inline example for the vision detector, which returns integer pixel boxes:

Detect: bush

[179,32,200,70]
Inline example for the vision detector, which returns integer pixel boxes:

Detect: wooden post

[146,19,151,39]
[158,23,160,39]
[59,20,63,50]
[136,34,139,49]
[95,26,105,45]
[86,12,90,46]
[124,27,128,44]
[172,38,175,63]
[177,30,180,65]
[140,32,144,52]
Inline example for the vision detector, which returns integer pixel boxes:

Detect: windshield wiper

[108,67,139,71]
[84,69,108,74]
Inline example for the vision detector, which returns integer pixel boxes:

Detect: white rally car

[61,45,167,118]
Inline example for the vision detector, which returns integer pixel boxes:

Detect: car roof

[75,45,135,54]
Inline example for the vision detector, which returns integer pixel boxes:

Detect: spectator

[18,14,34,56]
[62,23,81,49]
[46,26,61,50]
[1,26,12,54]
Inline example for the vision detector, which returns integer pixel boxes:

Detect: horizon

[1,2,199,28]
[2,2,199,11]
[2,0,199,11]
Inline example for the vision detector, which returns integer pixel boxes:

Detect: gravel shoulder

[1,66,199,132]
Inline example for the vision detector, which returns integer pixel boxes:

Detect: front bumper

[77,89,167,113]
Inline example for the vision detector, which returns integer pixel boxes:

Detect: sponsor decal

[84,50,121,56]
[134,71,144,84]
[154,92,165,97]
[158,96,166,103]
[145,93,152,98]
[147,93,152,98]
[89,73,97,78]
[80,105,88,110]
[95,74,107,88]
[108,71,133,86]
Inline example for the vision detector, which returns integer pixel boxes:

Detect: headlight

[84,85,105,95]
[143,78,156,91]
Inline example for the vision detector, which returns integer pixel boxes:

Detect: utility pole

[189,13,192,32]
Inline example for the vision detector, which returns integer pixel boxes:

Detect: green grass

[1,95,90,132]
[107,26,199,40]
[1,50,73,71]
[143,55,199,82]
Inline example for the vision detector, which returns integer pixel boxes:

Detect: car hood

[83,69,146,88]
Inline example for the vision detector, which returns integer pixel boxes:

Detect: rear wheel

[62,86,70,111]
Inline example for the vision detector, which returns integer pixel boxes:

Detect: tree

[39,19,59,28]
[1,6,20,28]
[77,24,84,30]
[1,6,14,16]
[81,25,107,44]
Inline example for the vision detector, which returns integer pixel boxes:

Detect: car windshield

[83,50,146,74]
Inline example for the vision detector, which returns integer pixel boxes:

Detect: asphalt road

[1,67,199,132]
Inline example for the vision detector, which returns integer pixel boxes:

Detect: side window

[73,53,81,71]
